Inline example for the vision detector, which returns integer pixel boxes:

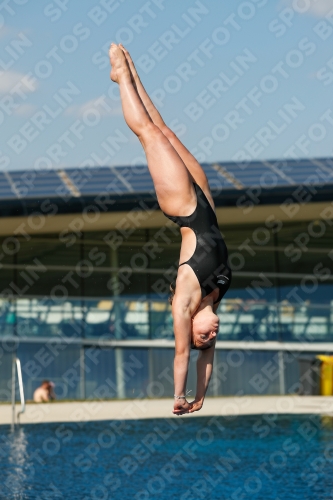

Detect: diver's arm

[171,269,201,414]
[172,291,197,415]
[173,307,191,394]
[172,303,192,415]
[189,344,215,413]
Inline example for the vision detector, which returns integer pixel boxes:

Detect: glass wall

[0,342,309,401]
[0,220,332,342]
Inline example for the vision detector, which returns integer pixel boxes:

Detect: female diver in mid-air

[109,44,232,415]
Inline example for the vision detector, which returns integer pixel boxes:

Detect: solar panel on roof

[203,166,234,188]
[66,167,133,195]
[7,170,71,198]
[114,166,155,193]
[1,158,332,201]
[0,190,16,199]
[0,172,19,198]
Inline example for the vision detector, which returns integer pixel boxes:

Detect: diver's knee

[138,121,159,142]
[161,125,176,143]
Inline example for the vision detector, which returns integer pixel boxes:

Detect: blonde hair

[168,282,176,305]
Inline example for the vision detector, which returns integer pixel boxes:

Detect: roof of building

[1,157,332,217]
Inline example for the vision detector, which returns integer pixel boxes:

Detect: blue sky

[0,0,332,171]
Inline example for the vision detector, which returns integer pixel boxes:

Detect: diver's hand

[173,398,191,415]
[188,399,203,413]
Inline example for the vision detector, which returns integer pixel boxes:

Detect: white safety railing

[11,356,25,430]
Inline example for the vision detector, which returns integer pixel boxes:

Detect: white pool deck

[2,396,333,425]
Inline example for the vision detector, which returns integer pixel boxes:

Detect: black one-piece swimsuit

[163,183,232,304]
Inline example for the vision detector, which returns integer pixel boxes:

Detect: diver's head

[191,308,219,350]
[169,282,218,350]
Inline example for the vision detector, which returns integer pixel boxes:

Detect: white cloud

[65,98,122,118]
[0,25,12,38]
[0,70,38,94]
[0,26,32,39]
[306,0,333,16]
[282,0,333,17]
[13,103,37,116]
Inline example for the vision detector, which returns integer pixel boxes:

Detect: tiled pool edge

[1,396,333,425]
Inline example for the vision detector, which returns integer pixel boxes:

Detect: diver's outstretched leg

[119,44,212,205]
[109,44,195,216]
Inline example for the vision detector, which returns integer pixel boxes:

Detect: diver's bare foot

[119,44,139,82]
[188,400,203,413]
[173,399,191,416]
[109,43,130,83]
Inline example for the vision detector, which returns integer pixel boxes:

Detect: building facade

[1,158,332,401]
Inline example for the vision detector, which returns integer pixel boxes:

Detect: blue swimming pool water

[0,414,332,499]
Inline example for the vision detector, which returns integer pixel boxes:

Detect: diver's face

[191,311,219,349]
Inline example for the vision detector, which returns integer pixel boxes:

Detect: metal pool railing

[11,356,25,431]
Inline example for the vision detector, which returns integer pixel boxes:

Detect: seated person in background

[33,380,55,403]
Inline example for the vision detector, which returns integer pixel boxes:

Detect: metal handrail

[11,356,25,430]
[16,358,25,423]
